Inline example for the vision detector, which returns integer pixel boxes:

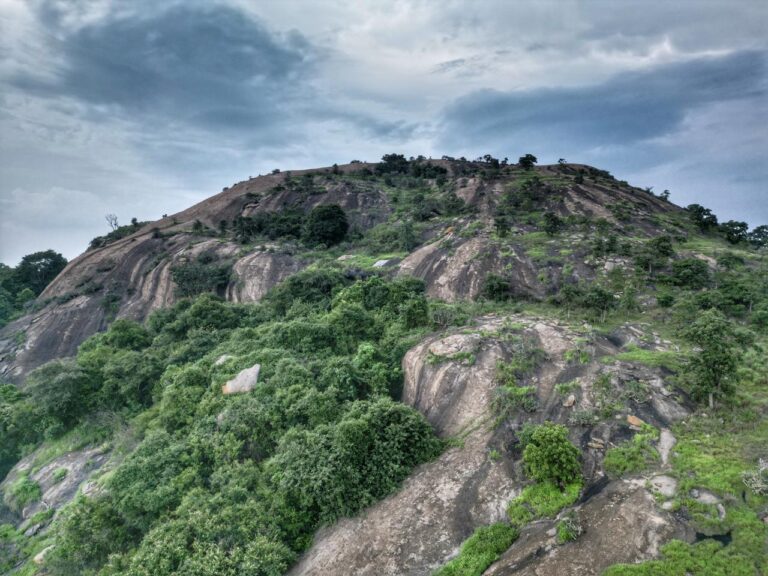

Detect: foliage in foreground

[2,270,446,576]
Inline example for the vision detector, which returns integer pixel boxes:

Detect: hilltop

[0,154,766,576]
[2,157,680,379]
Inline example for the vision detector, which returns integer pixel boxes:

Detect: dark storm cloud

[12,4,315,132]
[439,50,767,152]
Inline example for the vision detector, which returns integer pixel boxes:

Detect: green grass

[555,380,580,396]
[432,523,519,576]
[333,251,407,269]
[30,421,115,472]
[556,512,582,544]
[605,345,682,371]
[428,350,477,366]
[5,474,42,512]
[506,481,582,527]
[52,467,68,483]
[604,424,660,477]
[604,338,768,575]
[0,524,26,572]
[603,539,760,576]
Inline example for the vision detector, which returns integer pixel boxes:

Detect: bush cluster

[2,271,443,576]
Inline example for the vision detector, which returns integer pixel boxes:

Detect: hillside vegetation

[0,155,766,576]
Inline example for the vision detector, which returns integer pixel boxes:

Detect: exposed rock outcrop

[288,316,691,575]
[1,445,111,530]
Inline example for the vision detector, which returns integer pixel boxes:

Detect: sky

[0,0,766,265]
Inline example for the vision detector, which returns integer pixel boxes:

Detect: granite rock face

[288,316,691,576]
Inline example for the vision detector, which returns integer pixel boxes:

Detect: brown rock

[627,415,646,428]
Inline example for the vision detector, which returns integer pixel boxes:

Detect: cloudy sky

[1,0,766,264]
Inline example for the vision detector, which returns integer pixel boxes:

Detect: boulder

[214,354,234,366]
[222,363,260,394]
[627,414,646,429]
[34,545,54,565]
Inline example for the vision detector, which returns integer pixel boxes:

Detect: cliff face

[0,161,678,381]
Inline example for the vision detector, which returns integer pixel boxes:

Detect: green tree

[522,422,581,487]
[542,212,563,236]
[303,204,349,246]
[720,220,749,244]
[747,224,768,248]
[6,249,67,295]
[681,308,743,409]
[671,258,710,290]
[375,153,409,175]
[518,154,538,170]
[686,204,718,232]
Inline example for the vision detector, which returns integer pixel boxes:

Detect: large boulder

[222,363,261,395]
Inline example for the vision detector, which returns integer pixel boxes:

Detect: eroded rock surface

[289,316,691,576]
[289,317,527,576]
[1,445,111,529]
[485,479,692,576]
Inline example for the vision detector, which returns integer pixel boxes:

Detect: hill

[1,158,678,379]
[0,155,766,576]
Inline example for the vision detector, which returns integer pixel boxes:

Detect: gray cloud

[439,51,766,151]
[1,0,766,264]
[13,4,315,133]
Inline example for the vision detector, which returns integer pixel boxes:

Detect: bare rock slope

[288,316,691,576]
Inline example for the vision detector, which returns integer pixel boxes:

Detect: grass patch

[428,350,477,366]
[606,345,682,371]
[556,512,583,544]
[506,481,582,527]
[335,251,407,269]
[29,421,115,472]
[5,474,41,512]
[604,347,768,574]
[555,380,580,396]
[604,424,660,477]
[433,523,519,576]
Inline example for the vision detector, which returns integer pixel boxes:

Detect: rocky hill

[0,156,766,576]
[0,159,676,381]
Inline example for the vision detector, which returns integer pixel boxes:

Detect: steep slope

[287,317,691,576]
[0,160,679,381]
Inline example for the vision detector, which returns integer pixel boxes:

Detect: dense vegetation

[1,271,446,575]
[0,250,67,328]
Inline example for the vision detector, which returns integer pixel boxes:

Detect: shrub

[543,212,563,236]
[171,254,232,298]
[24,359,97,432]
[604,424,659,477]
[556,512,583,543]
[303,204,349,246]
[5,474,41,512]
[671,258,710,290]
[482,274,515,301]
[742,458,768,496]
[492,385,538,415]
[522,422,581,486]
[433,523,519,576]
[264,268,351,315]
[270,398,441,524]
